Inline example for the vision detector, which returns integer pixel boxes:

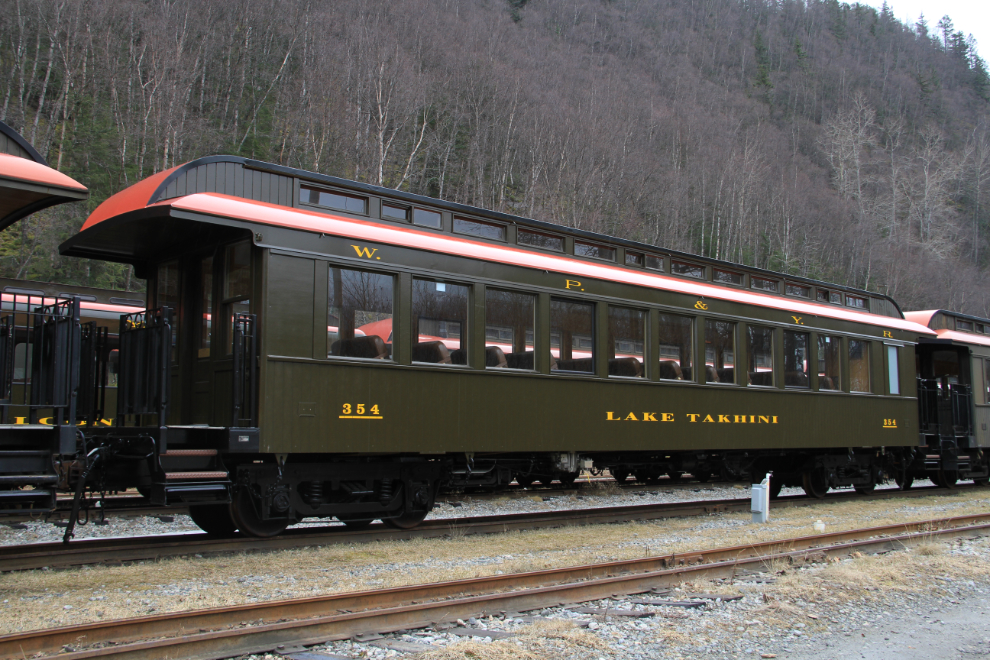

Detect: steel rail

[0,484,973,572]
[1,514,988,660]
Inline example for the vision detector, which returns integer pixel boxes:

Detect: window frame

[381,203,411,223]
[845,295,868,310]
[452,216,507,242]
[782,330,811,389]
[484,287,537,371]
[517,228,564,253]
[746,324,775,387]
[750,276,779,293]
[300,185,369,216]
[885,344,901,396]
[670,260,705,279]
[624,251,644,267]
[606,304,646,379]
[411,277,471,366]
[411,207,443,230]
[549,296,597,375]
[574,241,616,262]
[713,269,743,286]
[703,318,737,385]
[848,338,872,393]
[327,265,397,362]
[644,254,665,272]
[221,241,252,356]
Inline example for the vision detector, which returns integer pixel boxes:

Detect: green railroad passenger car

[56,155,942,537]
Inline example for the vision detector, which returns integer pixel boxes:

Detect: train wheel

[973,475,989,487]
[854,483,876,495]
[895,473,913,490]
[934,469,958,489]
[230,487,290,538]
[611,468,630,484]
[189,504,237,537]
[801,466,829,499]
[515,475,535,488]
[557,472,579,488]
[634,469,652,484]
[336,514,375,530]
[667,471,683,482]
[694,470,712,483]
[382,508,429,530]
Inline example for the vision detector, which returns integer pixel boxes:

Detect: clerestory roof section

[0,121,88,232]
[905,309,990,347]
[66,155,932,335]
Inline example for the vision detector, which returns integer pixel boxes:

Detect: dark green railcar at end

[10,154,976,537]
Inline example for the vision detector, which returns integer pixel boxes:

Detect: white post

[751,473,770,523]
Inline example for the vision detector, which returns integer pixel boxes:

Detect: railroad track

[0,484,970,572]
[1,512,987,660]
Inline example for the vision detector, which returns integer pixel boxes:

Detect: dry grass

[1,488,988,635]
[629,535,990,657]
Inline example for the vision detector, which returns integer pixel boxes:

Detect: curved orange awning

[0,152,87,231]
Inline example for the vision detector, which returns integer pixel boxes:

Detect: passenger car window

[849,339,871,392]
[751,277,778,293]
[747,325,774,386]
[485,289,535,369]
[302,186,367,214]
[328,268,394,360]
[518,229,563,252]
[671,261,704,278]
[784,331,810,388]
[157,260,180,362]
[705,320,735,384]
[198,256,213,359]
[887,345,900,395]
[818,335,842,391]
[223,242,251,354]
[714,269,742,285]
[658,313,692,380]
[412,279,468,365]
[412,208,442,229]
[575,242,616,261]
[454,217,505,241]
[550,298,594,373]
[607,306,645,378]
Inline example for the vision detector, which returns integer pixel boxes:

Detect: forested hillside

[1,0,989,314]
